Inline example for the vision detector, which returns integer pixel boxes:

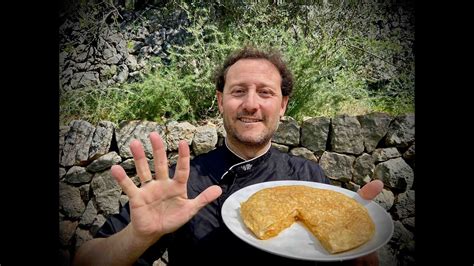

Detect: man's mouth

[238,117,262,123]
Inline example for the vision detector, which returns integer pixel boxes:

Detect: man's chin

[235,134,270,147]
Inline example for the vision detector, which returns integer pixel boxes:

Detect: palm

[111,132,222,242]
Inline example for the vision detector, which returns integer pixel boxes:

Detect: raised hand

[110,132,222,243]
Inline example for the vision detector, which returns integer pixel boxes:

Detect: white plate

[221,180,394,261]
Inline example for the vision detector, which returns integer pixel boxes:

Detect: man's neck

[225,138,271,160]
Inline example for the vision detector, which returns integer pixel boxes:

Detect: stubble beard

[223,117,277,148]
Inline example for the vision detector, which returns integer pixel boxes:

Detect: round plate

[221,180,394,261]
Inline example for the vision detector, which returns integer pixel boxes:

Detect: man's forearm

[73,224,160,266]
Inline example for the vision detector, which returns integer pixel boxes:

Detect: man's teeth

[240,118,260,123]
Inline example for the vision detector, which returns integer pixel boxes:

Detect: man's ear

[216,90,224,114]
[280,96,289,116]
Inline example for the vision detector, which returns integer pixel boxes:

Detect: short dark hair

[214,46,294,96]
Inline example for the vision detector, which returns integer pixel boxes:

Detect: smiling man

[217,57,289,159]
[74,46,382,266]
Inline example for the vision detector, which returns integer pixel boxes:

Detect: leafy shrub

[60,0,414,125]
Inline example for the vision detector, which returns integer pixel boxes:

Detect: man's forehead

[226,59,281,80]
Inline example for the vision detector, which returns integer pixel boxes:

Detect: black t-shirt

[96,144,330,265]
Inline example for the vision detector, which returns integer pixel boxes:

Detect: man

[74,46,382,265]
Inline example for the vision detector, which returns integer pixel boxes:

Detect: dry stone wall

[59,112,415,265]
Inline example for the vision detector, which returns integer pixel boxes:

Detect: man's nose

[242,90,259,112]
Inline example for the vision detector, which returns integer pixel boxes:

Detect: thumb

[358,180,384,200]
[193,185,223,209]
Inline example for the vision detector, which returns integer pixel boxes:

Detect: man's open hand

[110,132,222,242]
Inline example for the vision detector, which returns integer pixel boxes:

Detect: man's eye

[232,89,245,96]
[259,90,273,97]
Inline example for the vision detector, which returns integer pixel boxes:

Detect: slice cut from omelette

[240,185,375,254]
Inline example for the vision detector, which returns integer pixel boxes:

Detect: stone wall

[59,5,189,91]
[59,112,415,265]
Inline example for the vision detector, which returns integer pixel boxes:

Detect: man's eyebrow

[228,81,277,88]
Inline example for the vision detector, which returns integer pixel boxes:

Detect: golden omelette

[240,185,375,254]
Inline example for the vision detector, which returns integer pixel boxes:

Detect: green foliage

[60,86,135,125]
[60,0,415,125]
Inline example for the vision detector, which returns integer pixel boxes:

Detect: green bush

[60,0,414,125]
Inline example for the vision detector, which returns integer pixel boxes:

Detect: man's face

[217,59,289,147]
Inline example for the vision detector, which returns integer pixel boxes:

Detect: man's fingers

[173,140,190,184]
[111,165,138,198]
[358,180,384,200]
[150,132,169,180]
[193,185,223,209]
[130,139,153,183]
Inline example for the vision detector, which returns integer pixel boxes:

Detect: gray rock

[330,115,365,155]
[390,221,414,250]
[94,189,122,216]
[61,120,95,167]
[75,44,92,62]
[59,51,68,67]
[73,61,92,71]
[289,147,318,162]
[319,151,355,182]
[271,142,289,153]
[126,54,139,71]
[192,125,217,156]
[374,157,414,191]
[401,217,415,232]
[70,71,100,88]
[86,152,122,173]
[166,121,196,151]
[116,120,166,158]
[99,64,118,81]
[344,181,360,192]
[60,67,74,87]
[403,143,415,160]
[273,116,300,146]
[88,121,115,160]
[373,189,395,211]
[59,182,86,219]
[300,117,330,154]
[394,190,415,219]
[91,170,122,215]
[79,183,91,203]
[115,64,128,82]
[358,112,392,153]
[385,114,415,148]
[120,158,135,170]
[133,27,149,41]
[372,148,401,163]
[59,167,66,180]
[79,200,97,227]
[352,153,375,185]
[65,166,93,184]
[378,244,398,266]
[59,125,70,163]
[103,46,116,60]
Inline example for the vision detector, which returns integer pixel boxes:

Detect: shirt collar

[224,138,271,161]
[221,139,273,178]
